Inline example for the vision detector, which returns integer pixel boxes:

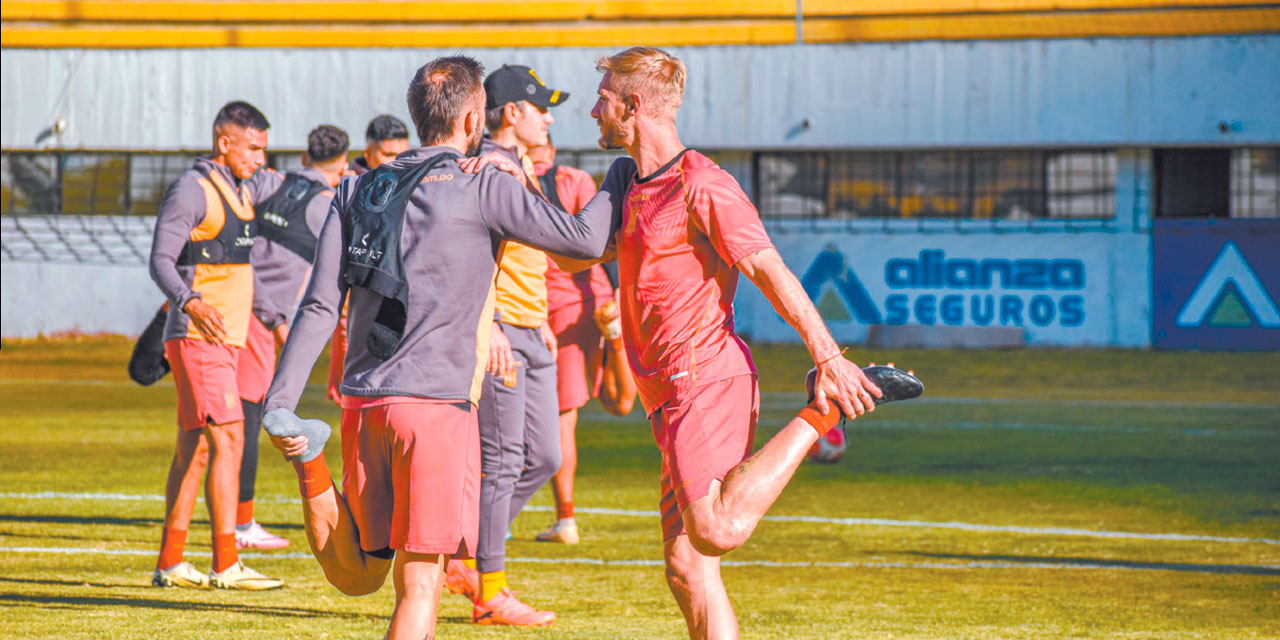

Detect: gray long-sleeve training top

[264,145,628,412]
[149,157,288,348]
[248,167,334,317]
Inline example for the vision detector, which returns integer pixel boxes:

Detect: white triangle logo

[1174,241,1280,328]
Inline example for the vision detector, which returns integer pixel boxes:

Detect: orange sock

[557,500,574,520]
[212,533,238,573]
[236,500,254,526]
[292,456,333,499]
[797,401,841,437]
[157,527,187,570]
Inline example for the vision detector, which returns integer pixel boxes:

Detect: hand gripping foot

[806,365,925,406]
[262,408,332,463]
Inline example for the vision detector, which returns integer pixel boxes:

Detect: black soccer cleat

[805,365,925,406]
[860,366,924,404]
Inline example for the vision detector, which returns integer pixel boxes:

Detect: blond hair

[596,47,687,119]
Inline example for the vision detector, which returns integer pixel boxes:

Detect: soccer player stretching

[572,47,898,639]
[260,56,627,639]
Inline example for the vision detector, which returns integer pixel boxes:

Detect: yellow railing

[2,0,1277,47]
[4,0,1277,23]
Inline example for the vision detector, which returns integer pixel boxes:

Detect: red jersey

[536,162,614,312]
[610,150,774,413]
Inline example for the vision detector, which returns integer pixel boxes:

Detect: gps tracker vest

[177,166,256,266]
[343,152,454,360]
[255,173,329,263]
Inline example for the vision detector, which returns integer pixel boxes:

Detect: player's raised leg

[264,409,392,596]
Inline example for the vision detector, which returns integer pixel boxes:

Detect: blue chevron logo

[800,245,882,324]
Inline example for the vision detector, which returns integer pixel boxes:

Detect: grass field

[1,337,1277,639]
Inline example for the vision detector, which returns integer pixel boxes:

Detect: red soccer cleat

[444,559,480,601]
[472,588,557,627]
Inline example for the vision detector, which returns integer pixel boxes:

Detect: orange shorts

[652,374,759,541]
[340,398,480,556]
[548,301,603,412]
[235,316,275,404]
[165,338,244,431]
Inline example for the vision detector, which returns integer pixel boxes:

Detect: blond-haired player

[557,47,921,639]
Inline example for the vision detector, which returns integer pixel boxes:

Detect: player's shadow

[0,593,362,619]
[0,513,162,527]
[0,576,145,590]
[904,551,1280,576]
[0,529,119,543]
[0,513,302,530]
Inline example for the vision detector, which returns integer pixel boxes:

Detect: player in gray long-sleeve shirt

[147,101,286,591]
[259,56,624,639]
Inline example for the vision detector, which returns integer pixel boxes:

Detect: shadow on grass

[0,514,162,527]
[0,513,303,531]
[0,576,146,590]
[0,530,125,543]
[0,592,359,618]
[906,551,1280,576]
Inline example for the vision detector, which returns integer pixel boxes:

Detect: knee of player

[685,518,747,556]
[609,396,635,417]
[328,568,385,596]
[530,448,562,477]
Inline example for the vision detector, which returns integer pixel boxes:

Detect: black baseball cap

[484,64,569,110]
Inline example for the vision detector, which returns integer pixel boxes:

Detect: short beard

[597,124,625,151]
[464,127,484,157]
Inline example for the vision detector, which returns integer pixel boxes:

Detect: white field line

[4,378,1277,411]
[4,492,1277,546]
[0,546,1275,575]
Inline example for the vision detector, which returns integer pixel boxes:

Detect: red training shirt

[607,150,775,414]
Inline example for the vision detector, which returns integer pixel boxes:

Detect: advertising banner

[1152,220,1280,350]
[734,230,1151,347]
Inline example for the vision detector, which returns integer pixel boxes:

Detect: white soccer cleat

[152,561,209,589]
[235,520,291,550]
[210,561,284,590]
[535,519,579,544]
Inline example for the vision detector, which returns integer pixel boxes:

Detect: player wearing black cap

[441,63,574,627]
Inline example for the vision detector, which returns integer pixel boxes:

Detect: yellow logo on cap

[550,90,561,104]
[527,69,545,86]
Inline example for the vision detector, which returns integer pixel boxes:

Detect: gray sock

[262,408,331,463]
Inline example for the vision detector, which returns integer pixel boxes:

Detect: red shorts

[548,301,603,412]
[652,374,759,541]
[235,316,275,403]
[165,338,244,431]
[340,398,480,556]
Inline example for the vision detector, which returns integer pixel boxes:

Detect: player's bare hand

[184,298,227,346]
[458,153,525,184]
[269,434,308,460]
[488,322,517,377]
[539,322,558,356]
[273,323,289,347]
[814,355,883,418]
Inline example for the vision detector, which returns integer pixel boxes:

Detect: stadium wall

[3,36,1278,151]
[3,36,1276,348]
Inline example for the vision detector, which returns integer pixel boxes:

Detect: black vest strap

[255,173,328,263]
[537,164,565,212]
[343,152,455,360]
[177,166,255,266]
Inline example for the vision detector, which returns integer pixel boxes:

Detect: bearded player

[560,47,922,639]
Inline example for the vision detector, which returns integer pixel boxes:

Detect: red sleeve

[686,167,774,266]
[557,166,599,215]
